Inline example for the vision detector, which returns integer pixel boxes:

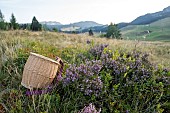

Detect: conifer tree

[106,23,121,39]
[30,16,42,31]
[10,13,19,30]
[0,10,5,30]
[89,29,94,36]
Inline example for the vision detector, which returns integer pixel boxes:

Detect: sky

[0,0,170,25]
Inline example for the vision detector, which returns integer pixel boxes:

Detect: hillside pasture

[121,17,170,41]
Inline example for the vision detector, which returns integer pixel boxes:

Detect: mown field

[0,30,170,113]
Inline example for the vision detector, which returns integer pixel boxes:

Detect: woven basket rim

[30,52,60,65]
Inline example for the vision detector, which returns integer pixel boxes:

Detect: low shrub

[58,44,169,113]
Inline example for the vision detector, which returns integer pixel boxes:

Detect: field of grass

[0,30,170,112]
[121,17,170,41]
[0,30,169,68]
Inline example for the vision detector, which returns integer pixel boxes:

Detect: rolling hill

[41,21,103,32]
[121,17,170,41]
[40,21,62,26]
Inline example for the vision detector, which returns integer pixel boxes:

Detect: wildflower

[63,60,103,96]
[79,103,101,113]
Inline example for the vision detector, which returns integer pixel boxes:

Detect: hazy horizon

[0,0,170,25]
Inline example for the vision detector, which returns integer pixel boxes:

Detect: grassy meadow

[0,30,170,113]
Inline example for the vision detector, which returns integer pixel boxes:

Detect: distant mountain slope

[40,21,62,25]
[61,26,80,32]
[68,21,103,29]
[82,25,108,32]
[121,17,170,41]
[59,21,103,32]
[150,17,170,28]
[41,21,103,31]
[131,6,170,25]
[116,6,170,29]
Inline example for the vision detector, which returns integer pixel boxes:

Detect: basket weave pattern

[21,52,60,89]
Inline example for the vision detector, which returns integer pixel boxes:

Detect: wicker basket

[21,52,61,89]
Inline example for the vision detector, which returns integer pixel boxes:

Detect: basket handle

[56,57,64,82]
[56,57,61,64]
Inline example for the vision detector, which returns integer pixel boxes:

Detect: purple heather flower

[79,103,101,113]
[26,87,52,96]
[89,44,109,59]
[57,74,63,82]
[63,59,103,96]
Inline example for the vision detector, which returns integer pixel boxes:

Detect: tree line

[0,10,42,31]
[0,10,121,38]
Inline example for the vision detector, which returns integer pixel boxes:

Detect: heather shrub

[58,44,168,113]
[63,60,103,96]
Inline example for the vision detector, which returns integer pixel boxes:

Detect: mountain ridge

[41,21,103,31]
[130,6,170,25]
[40,21,62,25]
[40,5,170,32]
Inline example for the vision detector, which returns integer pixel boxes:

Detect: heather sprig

[63,60,103,96]
[79,103,101,113]
[89,44,108,60]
